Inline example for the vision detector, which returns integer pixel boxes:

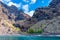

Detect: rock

[0,1,31,34]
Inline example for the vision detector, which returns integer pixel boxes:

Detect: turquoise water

[0,36,60,40]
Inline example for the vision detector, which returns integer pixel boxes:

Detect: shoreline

[0,34,60,37]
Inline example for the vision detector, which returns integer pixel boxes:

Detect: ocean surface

[0,35,60,40]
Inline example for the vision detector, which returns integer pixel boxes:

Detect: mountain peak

[9,5,18,10]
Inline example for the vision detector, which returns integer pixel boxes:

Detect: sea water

[0,35,60,40]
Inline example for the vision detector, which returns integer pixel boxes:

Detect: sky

[0,0,52,16]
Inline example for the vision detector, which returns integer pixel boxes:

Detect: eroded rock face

[0,0,60,34]
[29,0,60,34]
[32,0,60,21]
[44,17,60,34]
[29,16,60,34]
[0,1,31,34]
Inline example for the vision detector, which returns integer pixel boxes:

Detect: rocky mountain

[0,0,60,35]
[0,1,31,21]
[32,0,60,21]
[27,0,60,34]
[0,1,31,34]
[17,0,60,32]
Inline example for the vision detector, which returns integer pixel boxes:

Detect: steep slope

[0,2,21,34]
[0,1,31,21]
[27,0,60,34]
[29,16,60,34]
[32,0,60,21]
[0,1,31,34]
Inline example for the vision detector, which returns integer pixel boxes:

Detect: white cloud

[0,0,34,16]
[28,10,34,16]
[0,0,21,8]
[23,0,36,4]
[4,0,11,2]
[8,2,21,8]
[0,0,2,2]
[0,0,11,2]
[22,4,29,12]
[24,10,34,16]
[30,0,36,4]
[22,4,34,16]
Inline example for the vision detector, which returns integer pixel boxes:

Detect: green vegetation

[27,28,34,34]
[37,30,43,33]
[27,28,43,34]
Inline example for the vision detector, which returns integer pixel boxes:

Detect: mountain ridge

[0,1,31,34]
[0,0,60,35]
[32,0,60,21]
[28,0,60,34]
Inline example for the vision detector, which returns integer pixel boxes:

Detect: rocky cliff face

[0,1,31,34]
[0,0,60,35]
[29,0,60,34]
[32,0,60,21]
[0,1,31,21]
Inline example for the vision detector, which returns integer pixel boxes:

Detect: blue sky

[0,0,52,16]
